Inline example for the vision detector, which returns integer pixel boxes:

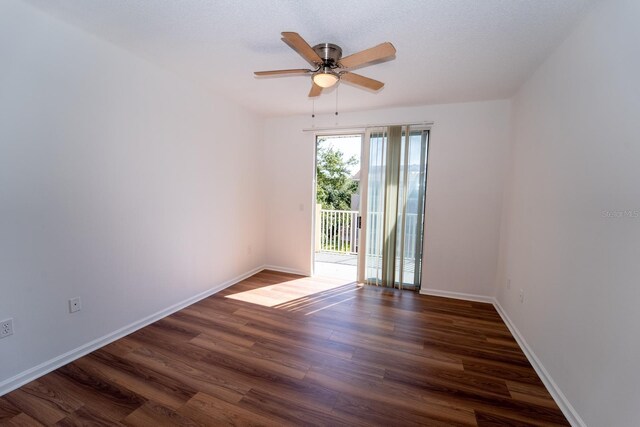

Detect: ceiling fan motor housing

[313,43,342,67]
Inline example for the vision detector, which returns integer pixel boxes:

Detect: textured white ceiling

[24,0,595,117]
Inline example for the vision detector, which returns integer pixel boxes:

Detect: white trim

[357,129,371,283]
[302,121,434,133]
[0,264,265,397]
[419,288,495,303]
[312,129,367,137]
[493,300,586,427]
[261,264,309,277]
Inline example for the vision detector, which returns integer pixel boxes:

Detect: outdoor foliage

[316,145,358,210]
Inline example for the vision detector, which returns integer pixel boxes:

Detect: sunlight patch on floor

[225,276,355,308]
[277,284,362,315]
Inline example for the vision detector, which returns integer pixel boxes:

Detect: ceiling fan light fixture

[313,70,339,88]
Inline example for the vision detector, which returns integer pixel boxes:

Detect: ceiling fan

[254,32,396,97]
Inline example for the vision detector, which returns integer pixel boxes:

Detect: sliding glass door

[358,126,429,290]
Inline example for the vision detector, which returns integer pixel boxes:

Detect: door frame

[311,131,365,280]
[357,128,371,283]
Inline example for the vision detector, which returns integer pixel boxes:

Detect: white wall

[496,0,640,425]
[0,1,266,388]
[264,100,511,297]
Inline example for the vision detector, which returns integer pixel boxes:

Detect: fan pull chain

[311,98,316,127]
[334,85,339,124]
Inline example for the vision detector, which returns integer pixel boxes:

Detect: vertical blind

[365,125,429,290]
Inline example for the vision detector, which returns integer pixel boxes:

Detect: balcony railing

[317,209,359,254]
[316,207,420,259]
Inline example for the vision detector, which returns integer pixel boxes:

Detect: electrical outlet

[1,318,14,338]
[519,289,524,303]
[69,297,82,313]
[507,279,511,290]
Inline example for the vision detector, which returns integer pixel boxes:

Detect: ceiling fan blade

[254,69,311,76]
[339,42,396,69]
[281,32,322,66]
[308,82,323,97]
[340,72,384,91]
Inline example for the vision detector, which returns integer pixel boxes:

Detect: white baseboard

[261,264,309,277]
[0,264,265,397]
[419,288,495,304]
[492,300,585,427]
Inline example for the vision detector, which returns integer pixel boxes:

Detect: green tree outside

[316,144,358,210]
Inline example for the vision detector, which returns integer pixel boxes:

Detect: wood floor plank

[332,392,474,426]
[507,381,559,409]
[306,364,477,425]
[0,398,22,421]
[36,372,136,422]
[123,346,249,404]
[55,363,147,420]
[1,270,568,425]
[352,344,464,372]
[196,352,340,413]
[13,379,83,415]
[384,369,567,425]
[3,385,70,425]
[238,388,354,427]
[475,410,540,426]
[190,333,310,380]
[122,401,199,427]
[4,412,45,427]
[83,351,196,410]
[55,405,125,426]
[177,392,280,427]
[461,357,545,386]
[125,326,211,362]
[165,314,255,348]
[238,322,355,360]
[99,338,143,358]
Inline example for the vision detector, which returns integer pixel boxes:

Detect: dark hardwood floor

[0,270,568,426]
